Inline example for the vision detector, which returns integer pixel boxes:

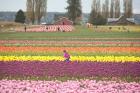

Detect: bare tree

[44,0,47,22]
[91,0,101,17]
[26,0,47,24]
[89,0,106,25]
[35,0,47,24]
[110,0,115,18]
[26,0,35,24]
[129,0,133,17]
[104,0,109,18]
[102,3,106,18]
[91,0,97,16]
[89,0,97,24]
[124,0,133,18]
[114,0,120,18]
[96,0,101,15]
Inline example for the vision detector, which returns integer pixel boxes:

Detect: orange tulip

[0,46,140,53]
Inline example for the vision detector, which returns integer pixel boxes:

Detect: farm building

[54,17,73,25]
[107,15,135,25]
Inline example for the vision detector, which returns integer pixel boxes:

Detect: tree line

[90,0,132,18]
[15,0,133,25]
[89,0,133,25]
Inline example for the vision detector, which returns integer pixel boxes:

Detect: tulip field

[0,26,140,92]
[0,80,140,93]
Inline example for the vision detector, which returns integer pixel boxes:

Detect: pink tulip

[0,79,140,93]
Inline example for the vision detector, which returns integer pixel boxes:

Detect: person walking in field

[24,25,27,32]
[63,50,71,62]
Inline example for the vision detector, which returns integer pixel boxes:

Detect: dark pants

[65,58,70,62]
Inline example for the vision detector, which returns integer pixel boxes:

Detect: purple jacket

[64,52,70,58]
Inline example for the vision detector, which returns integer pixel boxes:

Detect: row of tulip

[0,79,140,93]
[0,46,140,53]
[16,25,74,32]
[2,44,140,47]
[0,46,139,56]
[0,40,140,46]
[0,56,140,62]
[1,51,139,57]
[0,61,140,77]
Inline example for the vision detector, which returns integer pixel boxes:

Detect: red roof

[54,17,73,25]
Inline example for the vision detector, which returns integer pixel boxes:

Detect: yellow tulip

[0,56,139,63]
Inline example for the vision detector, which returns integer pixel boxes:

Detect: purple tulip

[0,61,140,77]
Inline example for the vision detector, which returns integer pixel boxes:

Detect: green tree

[94,15,107,25]
[66,0,82,25]
[89,0,106,25]
[88,9,96,24]
[15,9,26,23]
[89,13,106,25]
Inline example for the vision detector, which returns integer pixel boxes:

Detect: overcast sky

[0,0,140,13]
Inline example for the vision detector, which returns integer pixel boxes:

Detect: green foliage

[15,9,26,24]
[88,9,96,24]
[89,10,107,25]
[93,15,107,25]
[66,0,82,25]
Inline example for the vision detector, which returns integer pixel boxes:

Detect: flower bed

[0,79,140,93]
[0,46,140,53]
[0,40,140,47]
[0,27,140,92]
[1,46,140,57]
[0,56,139,62]
[0,61,140,77]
